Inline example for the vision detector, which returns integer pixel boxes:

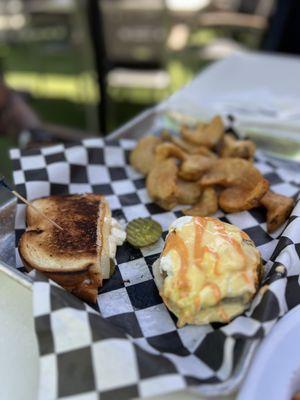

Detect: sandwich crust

[19,194,111,302]
[25,194,102,259]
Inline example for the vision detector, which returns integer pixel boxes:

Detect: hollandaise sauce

[159,216,261,326]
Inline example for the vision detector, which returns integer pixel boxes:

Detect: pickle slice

[126,218,162,248]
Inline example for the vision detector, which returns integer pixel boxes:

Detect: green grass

[2,43,83,75]
[30,97,89,130]
[0,31,214,179]
[0,45,207,177]
[29,96,150,133]
[4,60,199,132]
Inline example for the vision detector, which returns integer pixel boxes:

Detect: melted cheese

[108,218,126,259]
[159,216,261,326]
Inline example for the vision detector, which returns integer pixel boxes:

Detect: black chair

[188,0,275,61]
[87,0,171,134]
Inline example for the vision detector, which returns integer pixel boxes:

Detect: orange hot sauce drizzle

[163,231,190,293]
[211,218,247,269]
[194,217,221,276]
[213,219,252,286]
[203,282,222,302]
[194,217,206,269]
[194,295,201,310]
[242,271,252,285]
[163,217,252,325]
[219,305,229,322]
[241,231,250,241]
[193,218,223,309]
[210,247,221,276]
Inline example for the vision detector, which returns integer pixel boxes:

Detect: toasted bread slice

[19,194,112,303]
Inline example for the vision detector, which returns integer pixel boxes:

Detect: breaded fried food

[181,115,224,148]
[179,154,216,181]
[260,191,294,233]
[201,159,269,213]
[129,115,294,231]
[130,135,162,175]
[176,180,202,205]
[200,158,247,186]
[155,142,187,163]
[219,179,269,213]
[146,158,179,210]
[183,187,218,216]
[220,134,256,160]
[201,159,265,188]
[161,130,217,157]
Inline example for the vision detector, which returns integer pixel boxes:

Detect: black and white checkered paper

[10,137,300,399]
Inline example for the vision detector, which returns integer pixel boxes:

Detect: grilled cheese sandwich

[19,194,126,303]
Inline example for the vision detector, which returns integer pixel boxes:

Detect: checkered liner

[10,137,300,399]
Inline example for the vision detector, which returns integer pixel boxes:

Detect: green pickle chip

[126,218,162,248]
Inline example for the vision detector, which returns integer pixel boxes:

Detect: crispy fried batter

[201,159,269,213]
[200,159,246,186]
[220,134,256,160]
[260,191,294,233]
[183,187,218,216]
[181,115,224,148]
[146,158,179,210]
[219,178,269,213]
[130,135,162,175]
[176,180,202,205]
[155,142,187,163]
[192,146,218,158]
[130,115,292,229]
[179,154,217,181]
[161,130,217,157]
